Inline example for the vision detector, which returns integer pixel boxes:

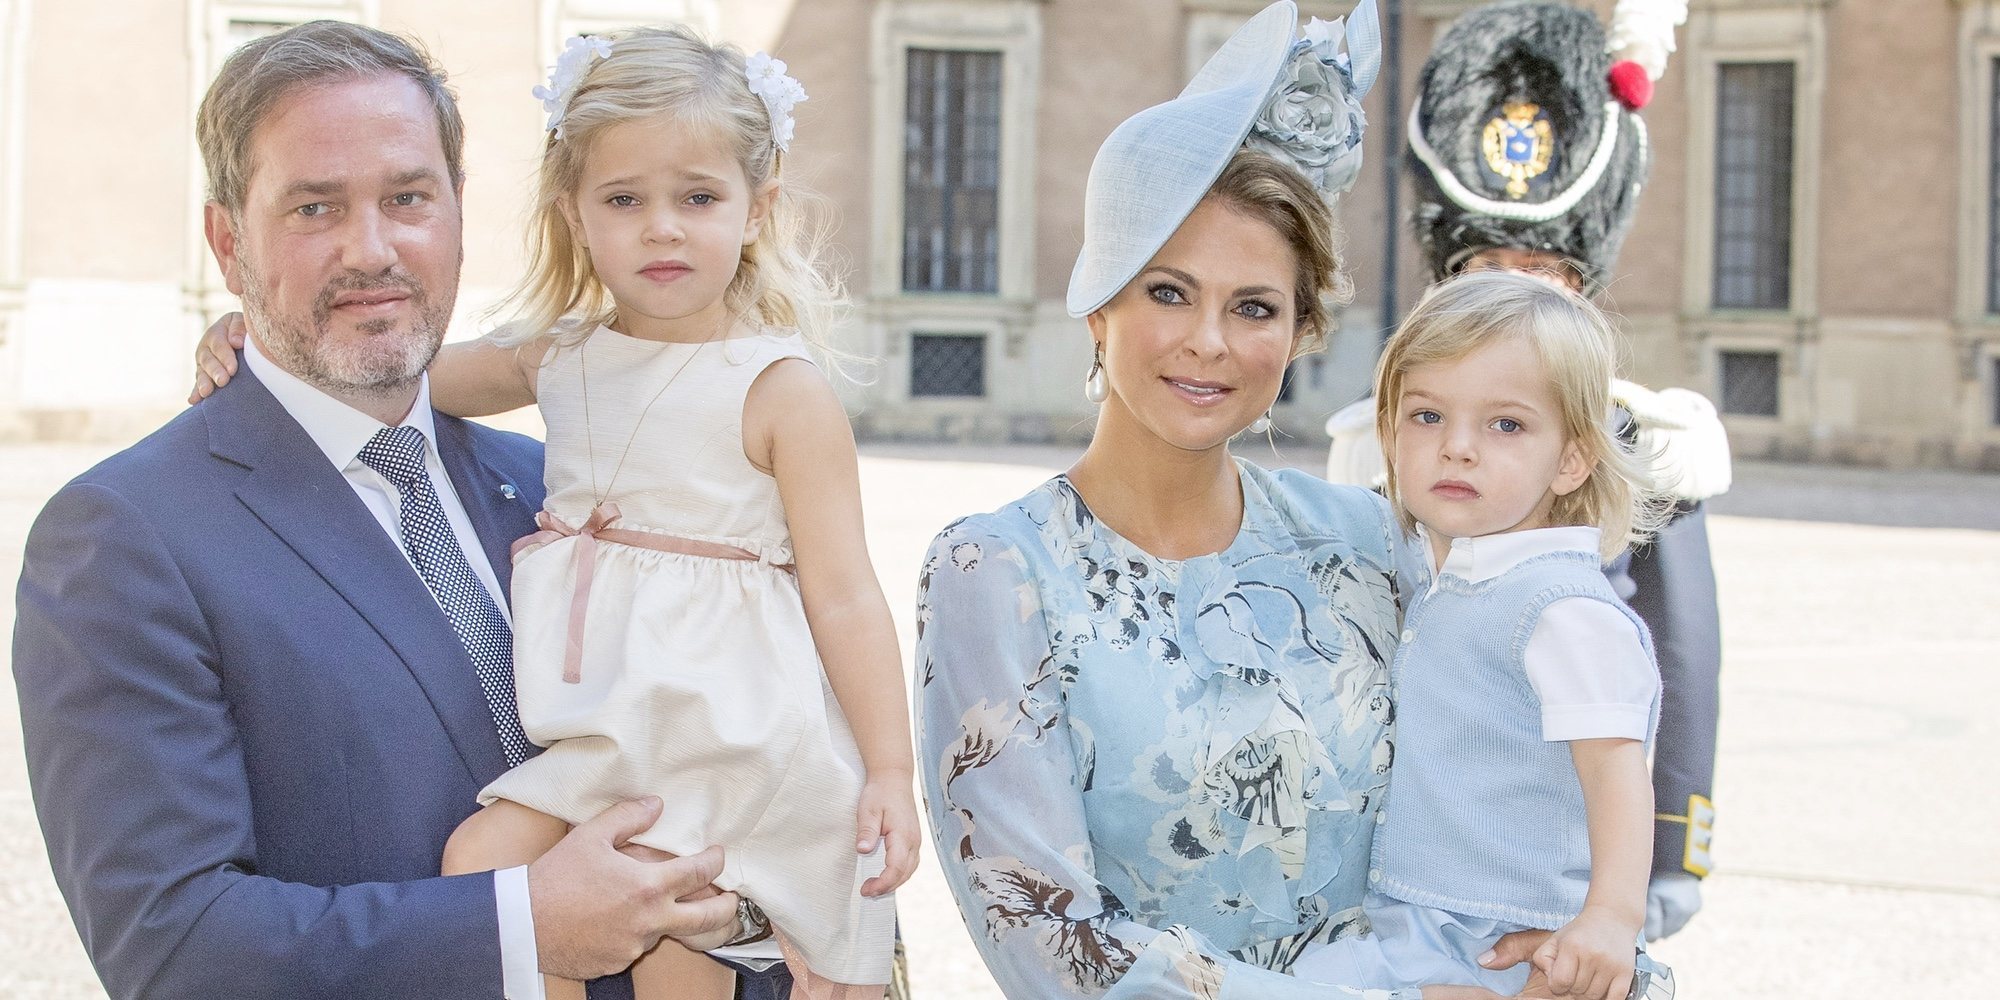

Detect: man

[1327,0,1727,945]
[13,21,741,999]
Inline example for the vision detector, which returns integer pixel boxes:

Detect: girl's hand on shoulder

[855,772,920,897]
[1532,907,1636,999]
[190,313,248,404]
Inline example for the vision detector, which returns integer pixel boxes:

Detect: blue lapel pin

[498,484,518,500]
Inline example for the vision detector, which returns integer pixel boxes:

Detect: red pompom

[1608,60,1653,111]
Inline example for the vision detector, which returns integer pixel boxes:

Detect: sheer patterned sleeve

[915,518,1415,1000]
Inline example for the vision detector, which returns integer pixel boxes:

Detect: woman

[915,3,1550,997]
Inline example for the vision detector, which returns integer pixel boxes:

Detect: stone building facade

[1,0,1995,468]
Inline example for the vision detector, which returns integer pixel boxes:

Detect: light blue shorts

[1292,891,1533,994]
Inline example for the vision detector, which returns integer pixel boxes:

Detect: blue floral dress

[916,460,1418,998]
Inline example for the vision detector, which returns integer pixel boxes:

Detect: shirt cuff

[495,865,545,1000]
[1542,703,1652,742]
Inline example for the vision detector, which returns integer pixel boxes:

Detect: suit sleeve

[13,482,505,999]
[1625,501,1722,879]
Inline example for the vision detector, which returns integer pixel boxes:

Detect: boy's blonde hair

[1373,272,1671,562]
[491,26,844,355]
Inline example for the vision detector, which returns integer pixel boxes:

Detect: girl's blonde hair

[1373,272,1671,561]
[490,26,844,356]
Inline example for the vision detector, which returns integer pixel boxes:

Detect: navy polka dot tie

[359,425,531,767]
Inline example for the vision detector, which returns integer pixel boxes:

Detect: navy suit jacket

[13,362,569,998]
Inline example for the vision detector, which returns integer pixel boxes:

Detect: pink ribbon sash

[511,502,761,683]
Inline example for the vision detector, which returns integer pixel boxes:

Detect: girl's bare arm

[190,312,543,416]
[746,358,918,896]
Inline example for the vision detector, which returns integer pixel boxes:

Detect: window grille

[1992,356,2000,427]
[909,334,986,398]
[1712,62,1795,311]
[902,49,1003,294]
[1988,59,2000,313]
[1718,350,1781,417]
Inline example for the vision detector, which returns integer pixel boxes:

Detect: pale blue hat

[1066,0,1381,317]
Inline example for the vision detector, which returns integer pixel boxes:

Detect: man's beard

[238,256,451,398]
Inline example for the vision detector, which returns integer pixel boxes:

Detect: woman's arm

[747,359,919,895]
[916,518,1423,1000]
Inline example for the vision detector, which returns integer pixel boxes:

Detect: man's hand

[190,313,247,404]
[1532,907,1636,999]
[527,797,740,981]
[612,840,743,952]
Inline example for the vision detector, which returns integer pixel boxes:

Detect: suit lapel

[209,365,510,783]
[431,414,537,602]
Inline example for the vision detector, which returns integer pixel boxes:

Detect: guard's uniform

[1326,0,1723,941]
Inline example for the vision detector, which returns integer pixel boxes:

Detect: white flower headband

[744,51,808,152]
[534,35,613,139]
[532,38,807,151]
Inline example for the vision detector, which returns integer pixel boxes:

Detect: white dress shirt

[1420,524,1659,742]
[244,338,545,1000]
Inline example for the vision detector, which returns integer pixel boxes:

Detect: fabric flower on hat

[745,51,809,151]
[533,35,613,138]
[1245,6,1379,197]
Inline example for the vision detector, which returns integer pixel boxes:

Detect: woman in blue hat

[914,4,1543,997]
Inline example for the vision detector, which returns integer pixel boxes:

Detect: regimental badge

[1481,101,1555,199]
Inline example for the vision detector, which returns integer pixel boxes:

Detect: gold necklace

[578,317,727,503]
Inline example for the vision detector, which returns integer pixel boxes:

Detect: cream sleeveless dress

[479,327,895,990]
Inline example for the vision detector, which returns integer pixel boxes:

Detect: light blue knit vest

[1370,548,1658,930]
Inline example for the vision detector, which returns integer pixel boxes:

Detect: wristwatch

[726,897,773,947]
[1627,951,1675,1000]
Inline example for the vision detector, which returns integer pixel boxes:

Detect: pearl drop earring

[1084,347,1109,404]
[1247,410,1272,435]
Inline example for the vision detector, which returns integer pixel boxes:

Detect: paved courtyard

[3,439,1997,997]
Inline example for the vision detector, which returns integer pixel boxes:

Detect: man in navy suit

[13,21,740,999]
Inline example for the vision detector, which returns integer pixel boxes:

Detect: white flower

[533,35,613,138]
[745,50,808,152]
[745,51,788,92]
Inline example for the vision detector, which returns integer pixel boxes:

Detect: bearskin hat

[1406,1,1651,294]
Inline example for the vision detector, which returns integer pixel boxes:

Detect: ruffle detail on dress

[1182,551,1357,934]
[1010,465,1395,941]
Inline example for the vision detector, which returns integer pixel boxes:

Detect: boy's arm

[1522,595,1659,998]
[1538,737,1651,999]
[1573,737,1653,927]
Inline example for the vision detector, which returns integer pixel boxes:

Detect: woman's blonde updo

[1202,147,1352,357]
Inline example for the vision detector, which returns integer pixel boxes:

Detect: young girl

[195,26,911,1000]
[1294,272,1672,1000]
